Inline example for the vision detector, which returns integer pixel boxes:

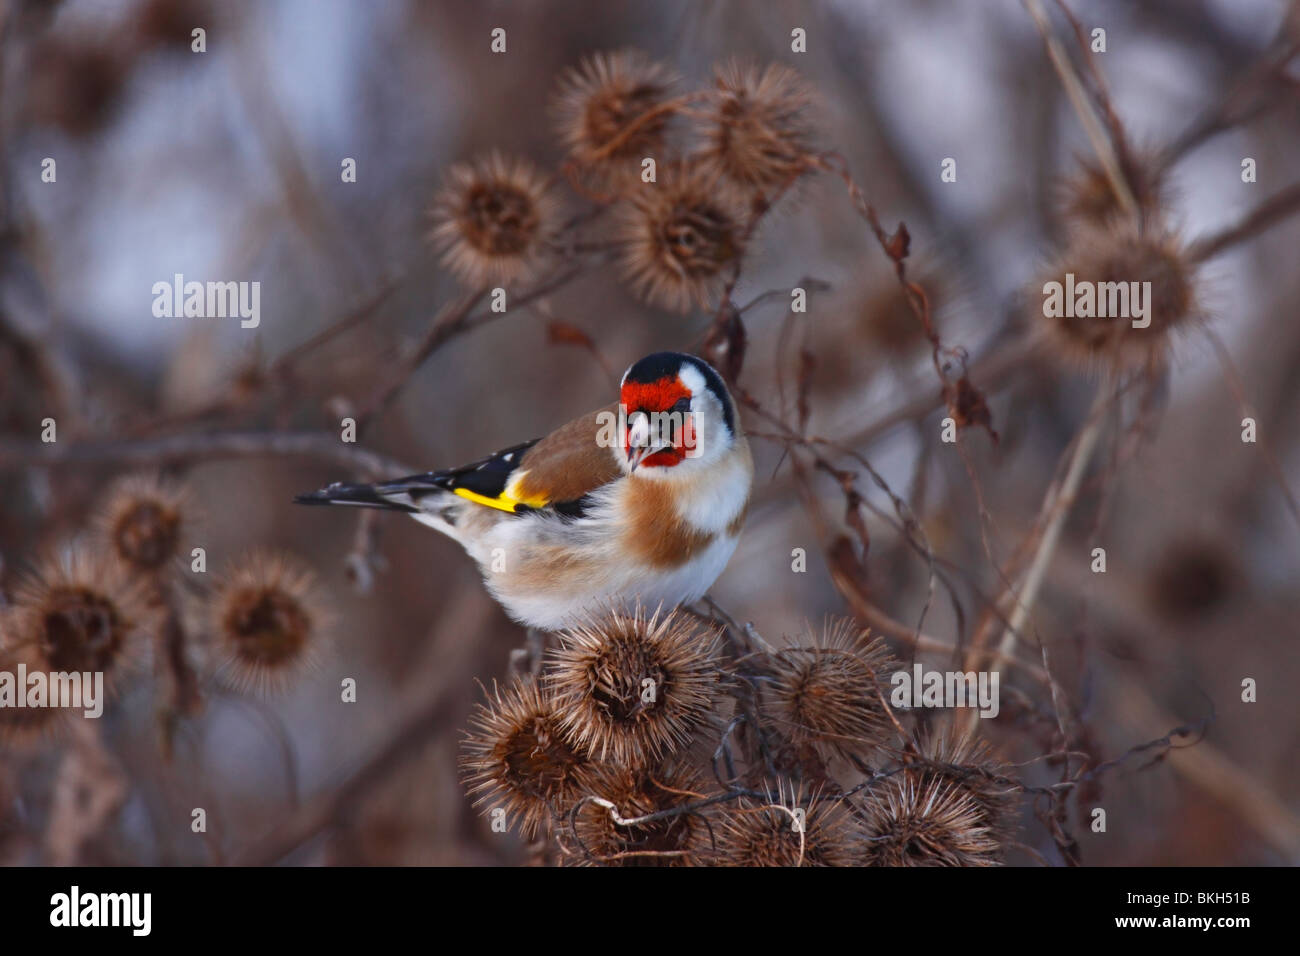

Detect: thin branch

[1111,673,1300,860]
[355,288,487,429]
[1154,34,1299,174]
[991,386,1108,667]
[1024,0,1137,217]
[356,258,606,431]
[0,430,415,479]
[1188,180,1300,263]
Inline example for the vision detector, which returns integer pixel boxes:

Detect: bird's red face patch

[621,377,690,415]
[620,377,696,469]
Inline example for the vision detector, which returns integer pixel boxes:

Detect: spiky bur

[208,551,323,694]
[616,163,748,312]
[698,60,816,196]
[558,763,710,866]
[5,546,150,687]
[0,637,68,746]
[914,727,1016,841]
[715,782,855,867]
[858,772,1003,866]
[546,607,720,767]
[1034,222,1199,370]
[858,729,1014,866]
[1058,153,1168,231]
[765,620,897,758]
[858,269,946,355]
[428,151,560,288]
[95,474,188,576]
[552,49,679,193]
[460,679,593,839]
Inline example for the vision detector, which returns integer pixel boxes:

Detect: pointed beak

[626,412,652,473]
[627,445,649,473]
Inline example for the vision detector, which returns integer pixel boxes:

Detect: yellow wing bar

[452,486,548,514]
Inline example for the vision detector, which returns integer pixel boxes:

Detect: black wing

[293,440,540,512]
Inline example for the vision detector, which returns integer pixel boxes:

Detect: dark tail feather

[293,480,420,512]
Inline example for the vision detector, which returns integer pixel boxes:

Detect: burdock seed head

[546,606,720,767]
[913,726,1017,842]
[858,772,1003,867]
[698,59,817,196]
[716,781,855,867]
[1058,152,1169,231]
[551,49,680,193]
[859,727,1015,866]
[616,162,748,312]
[559,762,710,867]
[0,636,69,746]
[858,269,945,356]
[460,678,593,839]
[96,473,189,576]
[1035,221,1199,371]
[209,550,324,694]
[7,545,150,685]
[429,151,560,288]
[766,619,897,757]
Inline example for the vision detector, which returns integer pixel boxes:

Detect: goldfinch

[295,352,752,630]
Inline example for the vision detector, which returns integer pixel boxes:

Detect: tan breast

[621,478,719,569]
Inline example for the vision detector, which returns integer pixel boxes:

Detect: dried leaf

[826,533,870,606]
[946,375,999,443]
[884,222,911,262]
[547,321,597,350]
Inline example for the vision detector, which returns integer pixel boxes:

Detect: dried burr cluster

[0,475,328,746]
[460,608,1017,866]
[429,49,820,313]
[1037,154,1202,371]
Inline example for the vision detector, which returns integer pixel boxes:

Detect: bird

[294,352,752,631]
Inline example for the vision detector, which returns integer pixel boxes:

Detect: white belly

[491,531,741,630]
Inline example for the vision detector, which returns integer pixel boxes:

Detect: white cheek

[677,365,708,396]
[675,455,750,532]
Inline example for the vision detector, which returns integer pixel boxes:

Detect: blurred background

[0,0,1298,865]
